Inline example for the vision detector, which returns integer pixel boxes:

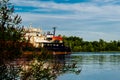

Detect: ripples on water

[57,52,120,80]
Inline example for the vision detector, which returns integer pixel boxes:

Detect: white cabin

[24,26,48,47]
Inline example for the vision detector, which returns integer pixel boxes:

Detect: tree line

[63,36,120,52]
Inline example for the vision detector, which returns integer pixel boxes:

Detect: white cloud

[57,30,120,41]
[11,0,120,16]
[12,0,120,41]
[91,0,120,4]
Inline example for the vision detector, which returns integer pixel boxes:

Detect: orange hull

[49,51,71,55]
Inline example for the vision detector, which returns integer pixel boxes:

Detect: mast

[53,27,56,36]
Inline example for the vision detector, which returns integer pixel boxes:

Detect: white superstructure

[24,26,48,47]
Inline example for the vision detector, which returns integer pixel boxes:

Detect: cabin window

[47,38,52,41]
[36,34,39,36]
[54,40,59,43]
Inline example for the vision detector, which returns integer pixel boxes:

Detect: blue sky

[11,0,120,41]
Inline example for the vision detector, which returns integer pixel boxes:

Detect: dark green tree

[0,0,25,63]
[63,36,120,52]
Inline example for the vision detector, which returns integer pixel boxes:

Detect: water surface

[57,52,120,80]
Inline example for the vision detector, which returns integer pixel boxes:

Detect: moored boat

[24,26,71,55]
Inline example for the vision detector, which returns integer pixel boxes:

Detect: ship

[24,26,71,55]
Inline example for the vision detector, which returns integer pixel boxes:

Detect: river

[57,52,120,80]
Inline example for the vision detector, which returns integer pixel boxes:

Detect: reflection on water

[52,54,81,76]
[57,52,120,80]
[1,52,120,80]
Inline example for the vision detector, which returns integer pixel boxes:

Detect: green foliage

[0,64,21,80]
[0,0,25,61]
[21,59,56,80]
[63,36,120,52]
[0,0,24,41]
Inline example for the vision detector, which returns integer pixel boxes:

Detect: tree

[0,0,24,63]
[99,39,106,51]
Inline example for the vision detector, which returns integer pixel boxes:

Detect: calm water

[57,52,120,80]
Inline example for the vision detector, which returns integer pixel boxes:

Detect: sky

[11,0,120,41]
